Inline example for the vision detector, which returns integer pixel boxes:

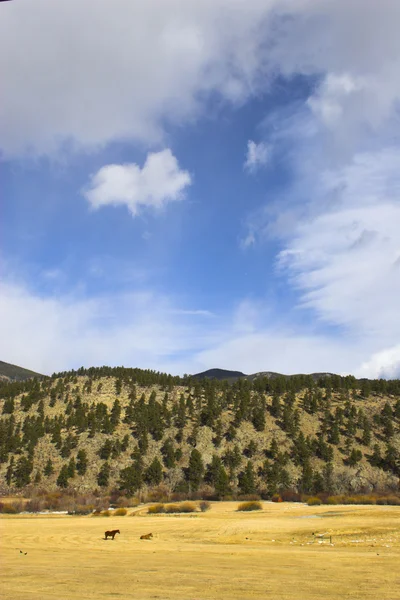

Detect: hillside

[0,360,43,382]
[193,368,336,382]
[0,367,399,501]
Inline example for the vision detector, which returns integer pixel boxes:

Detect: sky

[1,0,400,378]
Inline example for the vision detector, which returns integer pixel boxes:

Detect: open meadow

[1,502,400,600]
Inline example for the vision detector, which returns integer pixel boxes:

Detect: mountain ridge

[191,368,337,382]
[0,360,43,382]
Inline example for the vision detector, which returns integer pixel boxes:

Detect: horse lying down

[140,533,153,540]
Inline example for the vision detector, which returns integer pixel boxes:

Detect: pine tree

[187,449,204,491]
[76,449,88,476]
[57,465,70,488]
[44,458,54,477]
[144,457,163,486]
[67,457,76,478]
[238,461,256,495]
[97,462,110,487]
[118,459,143,495]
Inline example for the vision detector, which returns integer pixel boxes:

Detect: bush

[25,498,46,513]
[116,496,130,508]
[237,494,261,502]
[113,507,127,516]
[307,497,322,506]
[148,503,165,514]
[180,502,197,513]
[271,494,283,503]
[199,500,211,512]
[326,496,339,505]
[164,502,197,513]
[0,502,21,514]
[280,489,302,502]
[100,510,111,517]
[68,504,94,515]
[237,501,262,512]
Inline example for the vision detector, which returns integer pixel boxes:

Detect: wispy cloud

[244,140,270,173]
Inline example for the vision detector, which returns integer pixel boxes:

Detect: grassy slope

[0,374,399,494]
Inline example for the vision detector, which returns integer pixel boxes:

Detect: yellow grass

[1,502,400,599]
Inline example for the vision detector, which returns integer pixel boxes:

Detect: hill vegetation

[0,360,43,383]
[0,366,399,504]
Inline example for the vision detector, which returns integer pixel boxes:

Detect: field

[1,502,400,600]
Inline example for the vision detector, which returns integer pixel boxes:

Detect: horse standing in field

[105,529,120,540]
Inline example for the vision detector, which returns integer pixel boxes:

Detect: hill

[0,366,399,504]
[0,360,43,382]
[192,368,336,382]
[192,368,247,381]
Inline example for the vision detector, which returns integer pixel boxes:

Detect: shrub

[199,500,211,512]
[164,503,180,513]
[116,496,130,508]
[164,502,197,513]
[307,497,322,506]
[180,502,197,513]
[101,510,111,517]
[113,507,127,516]
[326,496,338,505]
[271,494,282,503]
[385,496,400,506]
[237,494,261,502]
[237,501,262,512]
[148,503,165,514]
[0,503,20,514]
[25,498,46,513]
[68,504,94,515]
[280,489,301,502]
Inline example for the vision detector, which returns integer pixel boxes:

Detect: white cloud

[356,346,400,380]
[0,277,374,378]
[0,279,213,375]
[3,1,400,157]
[244,140,270,173]
[83,149,191,216]
[0,0,276,157]
[278,148,400,337]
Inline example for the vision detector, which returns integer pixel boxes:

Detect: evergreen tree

[98,439,113,460]
[67,457,76,478]
[144,457,163,486]
[57,465,70,488]
[346,448,362,467]
[161,438,176,468]
[97,462,110,487]
[118,459,143,495]
[215,465,230,497]
[252,406,266,431]
[238,460,256,495]
[186,449,204,491]
[110,399,121,428]
[6,456,14,486]
[44,458,54,477]
[13,456,33,487]
[76,449,88,476]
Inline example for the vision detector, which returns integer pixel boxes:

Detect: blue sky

[1,0,400,378]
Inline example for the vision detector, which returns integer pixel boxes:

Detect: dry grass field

[1,502,400,600]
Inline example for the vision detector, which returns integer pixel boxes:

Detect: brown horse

[140,533,153,540]
[105,529,120,540]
